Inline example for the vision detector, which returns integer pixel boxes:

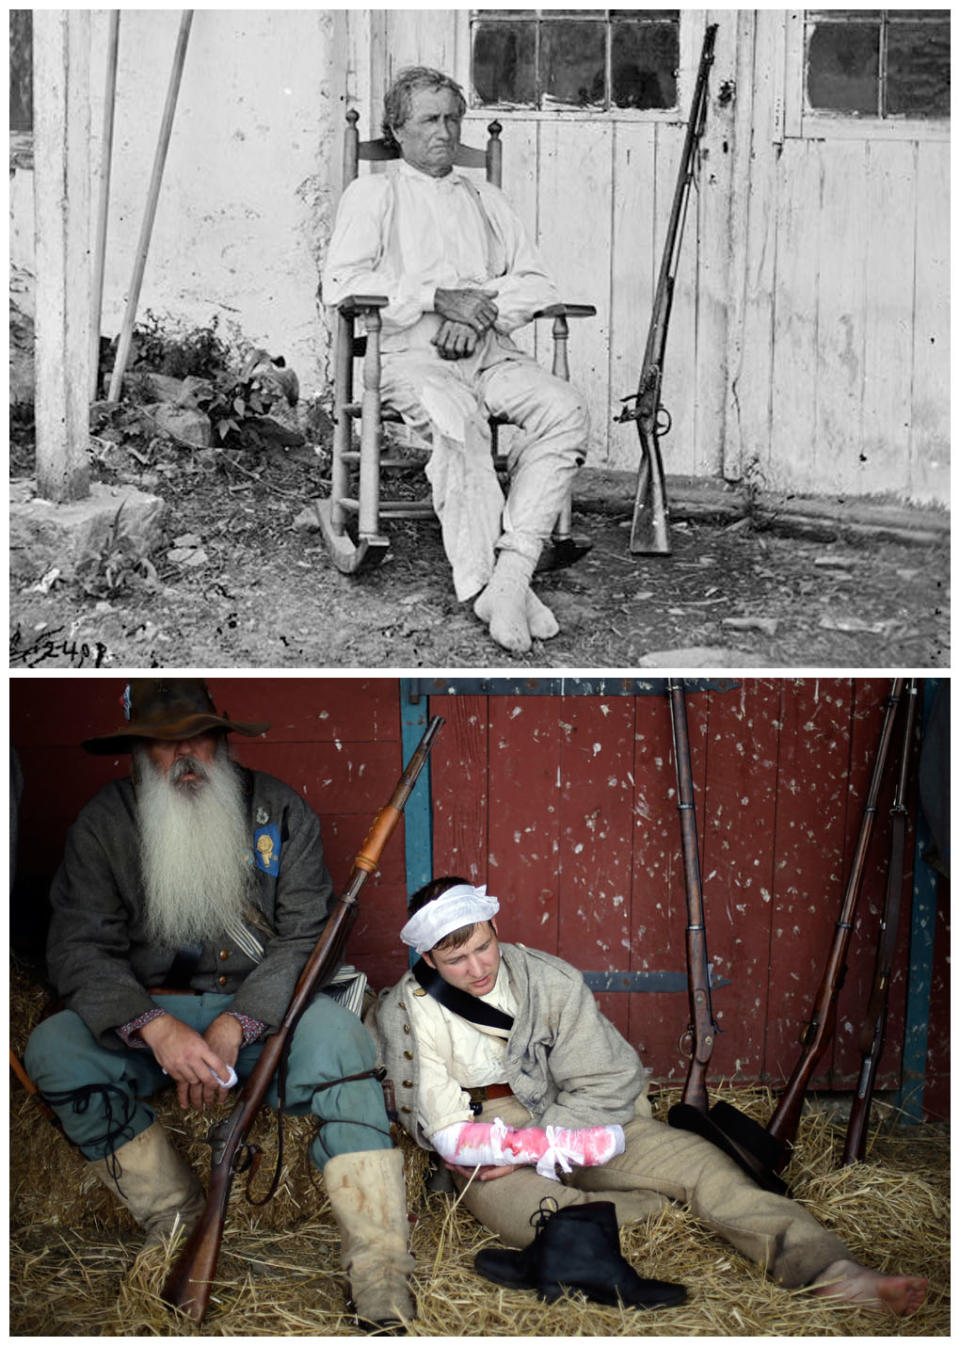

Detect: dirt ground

[9,422,949,670]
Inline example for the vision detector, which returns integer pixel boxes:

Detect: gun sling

[411,957,515,1033]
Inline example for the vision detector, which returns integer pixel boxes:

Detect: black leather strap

[411,957,514,1032]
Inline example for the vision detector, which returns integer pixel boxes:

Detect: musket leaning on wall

[762,679,905,1169]
[619,22,718,556]
[664,679,788,1195]
[162,715,444,1324]
[843,679,919,1164]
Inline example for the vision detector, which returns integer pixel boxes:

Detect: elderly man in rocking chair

[322,66,589,655]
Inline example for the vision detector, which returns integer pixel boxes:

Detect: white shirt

[321,159,560,350]
[406,960,519,1138]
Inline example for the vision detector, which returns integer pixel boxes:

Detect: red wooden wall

[9,675,949,1119]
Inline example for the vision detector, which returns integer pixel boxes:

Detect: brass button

[403,1051,413,1060]
[398,1001,406,1010]
[400,1105,411,1114]
[219,949,230,961]
[218,975,228,987]
[402,1023,411,1034]
[402,1080,413,1089]
[413,988,427,997]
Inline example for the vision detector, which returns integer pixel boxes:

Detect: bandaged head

[400,883,499,955]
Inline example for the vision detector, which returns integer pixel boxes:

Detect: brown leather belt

[468,1083,513,1104]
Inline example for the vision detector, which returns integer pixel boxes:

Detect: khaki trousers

[454,1096,850,1288]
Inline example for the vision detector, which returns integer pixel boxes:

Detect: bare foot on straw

[811,1259,928,1315]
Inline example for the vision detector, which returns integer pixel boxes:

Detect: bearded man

[23,679,414,1329]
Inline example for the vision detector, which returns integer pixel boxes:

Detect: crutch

[107,11,193,402]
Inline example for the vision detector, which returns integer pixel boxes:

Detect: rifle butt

[629,432,671,555]
[844,1017,886,1164]
[162,1199,229,1322]
[766,1052,819,1162]
[681,1066,710,1116]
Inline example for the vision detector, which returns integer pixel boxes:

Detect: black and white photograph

[6,7,951,1341]
[9,9,949,669]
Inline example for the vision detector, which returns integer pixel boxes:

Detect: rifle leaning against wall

[760,679,905,1170]
[843,678,918,1164]
[619,23,718,556]
[663,679,788,1194]
[162,715,444,1324]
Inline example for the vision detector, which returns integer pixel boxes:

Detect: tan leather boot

[88,1121,205,1250]
[324,1148,415,1330]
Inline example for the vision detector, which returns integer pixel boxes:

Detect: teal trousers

[24,992,393,1166]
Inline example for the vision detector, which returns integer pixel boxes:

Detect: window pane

[611,19,678,109]
[541,19,605,108]
[886,19,950,117]
[807,20,880,114]
[9,9,33,133]
[473,20,537,106]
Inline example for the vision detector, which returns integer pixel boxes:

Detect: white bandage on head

[400,883,499,955]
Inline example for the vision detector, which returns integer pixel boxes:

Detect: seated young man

[367,876,928,1316]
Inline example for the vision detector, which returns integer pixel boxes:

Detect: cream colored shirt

[321,159,560,350]
[406,961,519,1138]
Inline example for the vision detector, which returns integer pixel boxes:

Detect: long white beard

[135,743,256,947]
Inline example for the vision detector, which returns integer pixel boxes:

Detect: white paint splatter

[592,742,602,756]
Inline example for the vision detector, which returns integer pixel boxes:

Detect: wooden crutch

[107,10,193,403]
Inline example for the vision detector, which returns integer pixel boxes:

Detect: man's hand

[432,320,478,360]
[444,1160,516,1182]
[140,1013,235,1112]
[434,287,499,334]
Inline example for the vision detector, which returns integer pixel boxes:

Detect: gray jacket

[367,942,647,1148]
[46,770,334,1048]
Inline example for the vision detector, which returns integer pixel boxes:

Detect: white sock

[473,551,536,654]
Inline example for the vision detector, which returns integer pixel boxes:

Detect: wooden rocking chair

[317,109,596,575]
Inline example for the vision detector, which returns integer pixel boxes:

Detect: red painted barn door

[428,680,915,1094]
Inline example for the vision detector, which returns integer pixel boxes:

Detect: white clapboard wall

[344,9,949,506]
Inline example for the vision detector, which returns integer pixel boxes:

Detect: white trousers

[379,335,588,600]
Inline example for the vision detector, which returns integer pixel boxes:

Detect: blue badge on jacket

[254,823,281,875]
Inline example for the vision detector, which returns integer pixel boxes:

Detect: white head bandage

[400,883,499,956]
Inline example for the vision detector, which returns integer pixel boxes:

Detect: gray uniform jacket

[368,942,647,1148]
[46,770,335,1049]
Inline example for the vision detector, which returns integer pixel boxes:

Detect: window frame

[783,9,949,142]
[461,8,703,125]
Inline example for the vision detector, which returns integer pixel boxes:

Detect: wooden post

[33,9,92,503]
[90,11,121,401]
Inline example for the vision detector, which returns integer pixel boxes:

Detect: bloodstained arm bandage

[430,1116,625,1180]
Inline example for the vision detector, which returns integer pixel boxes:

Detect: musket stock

[162,716,443,1322]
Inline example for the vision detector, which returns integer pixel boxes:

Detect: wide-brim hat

[668,1101,790,1196]
[82,679,270,754]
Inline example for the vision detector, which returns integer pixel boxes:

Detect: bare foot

[811,1258,928,1316]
